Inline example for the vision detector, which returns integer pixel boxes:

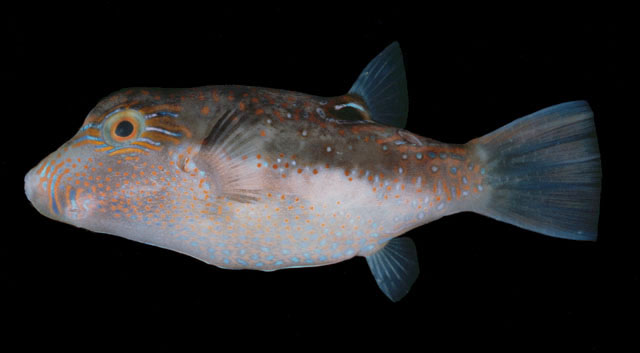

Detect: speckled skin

[25,86,486,271]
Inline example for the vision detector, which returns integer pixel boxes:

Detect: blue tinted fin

[365,237,419,302]
[348,42,409,128]
[468,101,601,241]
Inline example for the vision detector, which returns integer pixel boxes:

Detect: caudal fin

[468,101,602,241]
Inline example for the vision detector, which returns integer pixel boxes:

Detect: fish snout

[24,160,96,223]
[24,166,50,218]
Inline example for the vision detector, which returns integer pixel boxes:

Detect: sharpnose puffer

[24,42,601,301]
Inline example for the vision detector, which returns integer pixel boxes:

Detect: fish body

[24,43,602,301]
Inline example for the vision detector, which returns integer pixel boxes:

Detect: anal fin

[365,237,419,302]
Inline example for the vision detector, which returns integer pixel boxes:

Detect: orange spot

[273,164,278,169]
[238,102,246,111]
[313,169,318,175]
[260,130,266,137]
[345,170,350,176]
[256,154,261,159]
[257,163,262,168]
[200,105,210,115]
[281,174,286,178]
[255,108,264,115]
[297,168,302,174]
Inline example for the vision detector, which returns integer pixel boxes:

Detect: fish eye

[115,120,134,138]
[103,109,144,145]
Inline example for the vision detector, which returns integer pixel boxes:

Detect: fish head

[24,88,199,237]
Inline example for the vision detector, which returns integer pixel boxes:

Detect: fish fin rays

[365,237,419,302]
[348,41,409,128]
[194,109,263,204]
[468,101,601,240]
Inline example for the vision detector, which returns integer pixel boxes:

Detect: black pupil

[115,120,134,137]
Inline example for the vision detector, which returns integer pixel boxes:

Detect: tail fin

[468,101,601,241]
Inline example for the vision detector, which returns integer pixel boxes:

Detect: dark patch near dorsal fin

[327,94,373,123]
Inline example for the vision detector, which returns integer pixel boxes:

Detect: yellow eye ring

[103,109,144,145]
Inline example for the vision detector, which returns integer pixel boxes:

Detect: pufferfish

[24,42,601,301]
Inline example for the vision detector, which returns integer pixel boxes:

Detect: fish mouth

[24,166,53,219]
[24,160,95,223]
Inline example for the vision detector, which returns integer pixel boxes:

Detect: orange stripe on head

[132,141,163,151]
[50,168,70,215]
[138,104,183,114]
[72,139,106,148]
[108,148,149,156]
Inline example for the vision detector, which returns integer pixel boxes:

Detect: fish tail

[467,101,602,241]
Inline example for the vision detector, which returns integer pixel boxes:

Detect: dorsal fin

[348,42,409,128]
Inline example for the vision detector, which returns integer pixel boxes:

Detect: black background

[4,6,634,352]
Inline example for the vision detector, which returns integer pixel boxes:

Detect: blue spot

[291,257,300,263]
[237,259,247,266]
[450,167,457,174]
[224,258,230,264]
[416,152,423,160]
[275,260,284,266]
[319,255,327,261]
[266,255,274,261]
[190,241,198,247]
[256,262,264,267]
